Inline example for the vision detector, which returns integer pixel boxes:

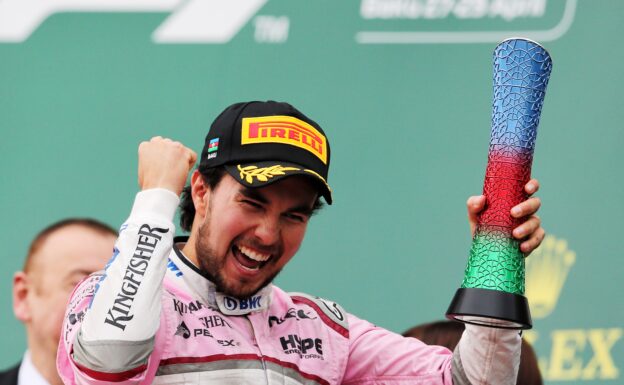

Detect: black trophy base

[446,287,532,330]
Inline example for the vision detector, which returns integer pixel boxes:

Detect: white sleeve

[73,188,179,374]
[453,324,521,385]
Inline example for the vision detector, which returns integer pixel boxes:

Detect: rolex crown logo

[525,235,576,319]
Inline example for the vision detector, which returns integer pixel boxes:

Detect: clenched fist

[138,137,197,196]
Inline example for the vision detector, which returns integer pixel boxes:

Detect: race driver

[57,101,544,385]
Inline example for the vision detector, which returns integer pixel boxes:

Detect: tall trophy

[446,38,553,329]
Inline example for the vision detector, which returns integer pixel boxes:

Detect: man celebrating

[58,101,544,385]
[1,219,116,385]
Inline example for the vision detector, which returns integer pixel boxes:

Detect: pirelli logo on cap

[241,116,327,164]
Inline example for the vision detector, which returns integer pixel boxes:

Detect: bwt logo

[223,296,262,311]
[0,0,268,43]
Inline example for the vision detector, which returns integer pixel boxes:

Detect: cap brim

[224,161,333,205]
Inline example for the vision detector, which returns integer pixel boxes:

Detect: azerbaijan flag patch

[208,138,219,153]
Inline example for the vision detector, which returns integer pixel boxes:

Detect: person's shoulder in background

[0,363,20,385]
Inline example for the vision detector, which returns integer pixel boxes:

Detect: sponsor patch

[269,307,317,327]
[290,292,349,338]
[167,258,183,277]
[280,334,324,360]
[175,321,191,339]
[241,116,328,164]
[200,315,233,329]
[222,295,262,312]
[69,311,85,325]
[215,286,272,315]
[64,274,102,342]
[173,319,238,346]
[104,224,169,331]
[208,138,219,153]
[216,292,270,315]
[172,299,204,315]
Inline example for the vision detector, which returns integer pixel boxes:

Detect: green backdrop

[1,1,622,383]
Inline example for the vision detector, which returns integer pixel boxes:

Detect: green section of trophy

[460,228,525,295]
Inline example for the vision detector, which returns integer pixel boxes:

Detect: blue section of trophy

[491,38,553,153]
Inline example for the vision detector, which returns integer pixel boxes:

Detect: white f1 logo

[0,0,268,43]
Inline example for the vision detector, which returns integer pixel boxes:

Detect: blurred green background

[1,1,621,383]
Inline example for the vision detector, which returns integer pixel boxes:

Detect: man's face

[19,226,115,361]
[194,174,317,298]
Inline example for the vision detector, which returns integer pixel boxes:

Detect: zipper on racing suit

[248,315,270,385]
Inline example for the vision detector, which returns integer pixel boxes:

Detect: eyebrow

[239,187,315,216]
[240,187,269,204]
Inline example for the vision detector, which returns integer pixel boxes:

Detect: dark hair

[24,218,118,272]
[403,320,543,385]
[179,166,228,232]
[179,165,325,233]
[402,319,465,351]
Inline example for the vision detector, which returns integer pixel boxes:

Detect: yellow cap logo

[241,116,328,164]
[526,235,576,319]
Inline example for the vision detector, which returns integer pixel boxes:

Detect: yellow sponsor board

[525,328,622,381]
[241,116,328,164]
[525,235,622,382]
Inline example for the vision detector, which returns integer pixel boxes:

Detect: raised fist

[138,136,197,196]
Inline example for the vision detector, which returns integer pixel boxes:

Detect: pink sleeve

[56,274,170,385]
[342,314,454,385]
[57,274,102,385]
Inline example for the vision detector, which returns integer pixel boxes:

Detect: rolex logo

[526,235,576,319]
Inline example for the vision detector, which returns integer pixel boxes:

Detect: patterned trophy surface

[461,39,552,294]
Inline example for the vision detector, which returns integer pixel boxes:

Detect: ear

[190,170,210,219]
[13,271,31,323]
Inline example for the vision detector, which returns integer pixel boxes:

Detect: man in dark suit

[0,219,116,385]
[0,365,19,385]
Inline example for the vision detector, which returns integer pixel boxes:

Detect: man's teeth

[239,245,271,262]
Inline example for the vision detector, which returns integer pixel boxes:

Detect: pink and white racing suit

[57,189,520,385]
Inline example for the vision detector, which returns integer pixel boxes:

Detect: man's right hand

[138,136,197,196]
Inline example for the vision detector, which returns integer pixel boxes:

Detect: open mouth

[232,244,272,271]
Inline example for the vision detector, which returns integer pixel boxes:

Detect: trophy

[446,38,553,329]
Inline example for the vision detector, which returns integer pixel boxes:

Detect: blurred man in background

[0,219,116,385]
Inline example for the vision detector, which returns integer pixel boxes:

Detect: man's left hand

[466,178,544,255]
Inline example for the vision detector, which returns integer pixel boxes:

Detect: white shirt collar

[18,351,50,385]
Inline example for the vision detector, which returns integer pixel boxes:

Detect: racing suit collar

[171,236,272,315]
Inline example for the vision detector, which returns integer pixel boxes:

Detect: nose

[253,215,280,246]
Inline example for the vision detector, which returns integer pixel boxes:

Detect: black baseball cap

[199,101,332,204]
